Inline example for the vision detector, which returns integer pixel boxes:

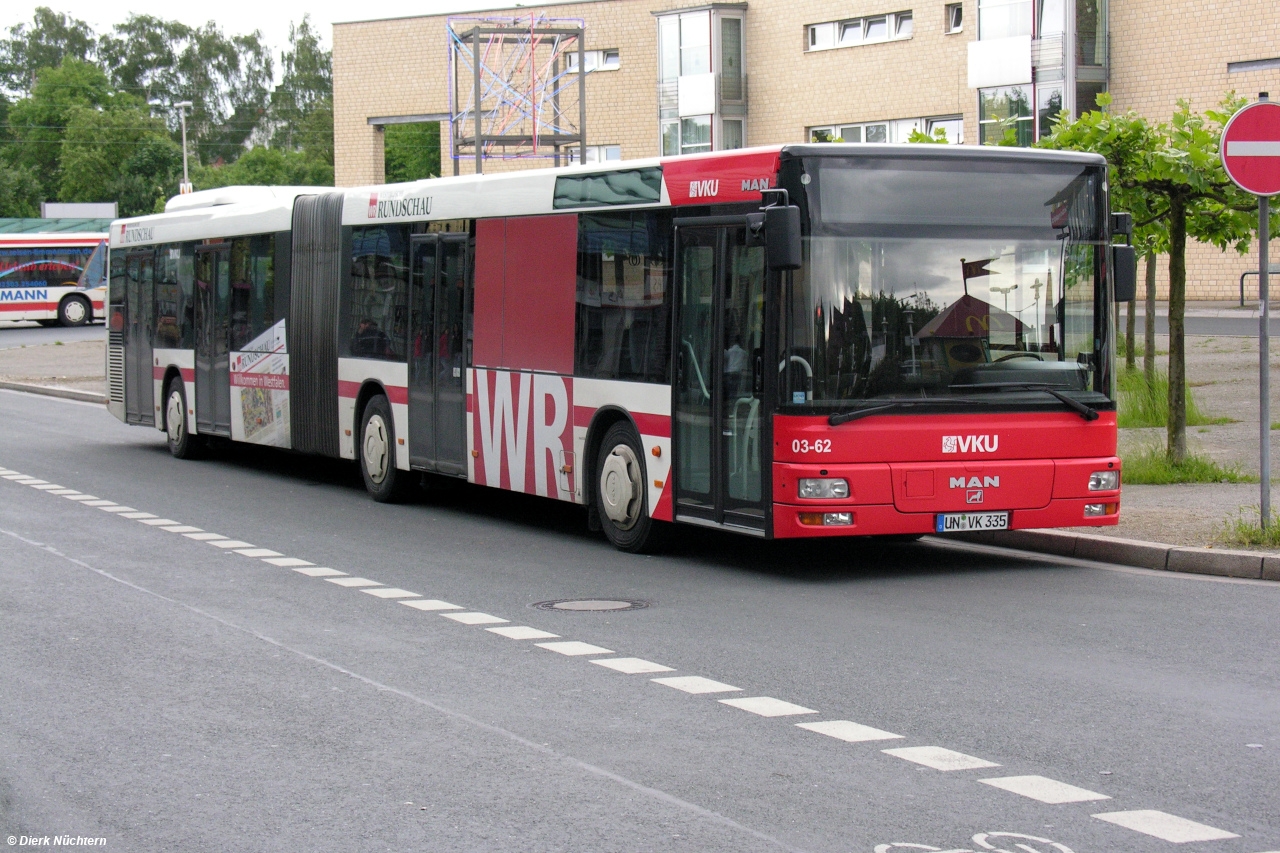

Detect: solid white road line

[882,746,999,771]
[652,676,741,694]
[1091,810,1239,843]
[399,599,463,611]
[441,612,509,625]
[261,557,313,567]
[536,640,614,656]
[139,518,181,526]
[99,505,136,512]
[118,512,155,519]
[160,525,203,533]
[487,626,560,640]
[233,548,282,557]
[979,775,1109,804]
[325,577,383,588]
[718,697,816,717]
[184,532,227,540]
[208,540,254,549]
[361,587,420,599]
[796,721,903,743]
[292,567,346,577]
[590,657,673,674]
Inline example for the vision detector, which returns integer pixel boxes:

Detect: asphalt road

[0,321,105,349]
[0,389,1276,853]
[1137,313,1280,337]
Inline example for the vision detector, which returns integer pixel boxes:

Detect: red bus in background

[107,146,1132,552]
[0,233,107,326]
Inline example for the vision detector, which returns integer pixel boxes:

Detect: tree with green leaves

[1040,94,1277,464]
[269,16,332,164]
[385,122,441,182]
[0,7,95,95]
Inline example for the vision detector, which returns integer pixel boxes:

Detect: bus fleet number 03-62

[792,439,832,454]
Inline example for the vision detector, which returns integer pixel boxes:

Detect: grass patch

[1116,370,1235,428]
[1121,445,1254,485]
[1218,507,1280,548]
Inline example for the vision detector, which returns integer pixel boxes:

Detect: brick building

[332,0,1280,300]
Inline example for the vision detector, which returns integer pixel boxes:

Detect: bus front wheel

[58,296,90,327]
[164,380,203,459]
[359,394,412,502]
[594,422,665,553]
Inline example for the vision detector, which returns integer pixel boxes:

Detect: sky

[5,0,527,63]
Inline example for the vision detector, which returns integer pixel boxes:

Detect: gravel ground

[0,336,1273,551]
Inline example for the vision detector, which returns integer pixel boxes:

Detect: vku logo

[941,434,1000,454]
[688,179,719,198]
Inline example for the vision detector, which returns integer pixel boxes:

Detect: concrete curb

[0,380,107,405]
[955,529,1280,582]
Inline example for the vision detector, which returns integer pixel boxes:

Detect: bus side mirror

[1112,244,1137,302]
[765,205,802,271]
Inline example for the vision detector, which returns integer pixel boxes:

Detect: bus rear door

[673,220,769,533]
[407,233,470,475]
[194,245,232,436]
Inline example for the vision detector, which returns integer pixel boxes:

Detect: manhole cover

[532,598,650,612]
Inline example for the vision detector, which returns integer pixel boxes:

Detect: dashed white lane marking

[399,599,463,611]
[139,517,180,526]
[118,512,155,519]
[64,494,98,501]
[652,676,741,695]
[883,746,1000,771]
[487,626,560,640]
[184,532,226,541]
[1091,810,1240,843]
[19,479,48,485]
[99,505,136,512]
[160,525,203,533]
[591,657,674,674]
[719,697,817,717]
[208,540,254,549]
[361,587,420,599]
[81,500,117,507]
[233,548,282,557]
[30,484,64,490]
[3,473,33,479]
[47,489,79,495]
[292,567,346,577]
[262,556,313,567]
[979,775,1109,804]
[796,721,903,743]
[325,577,382,588]
[441,611,509,625]
[536,640,614,656]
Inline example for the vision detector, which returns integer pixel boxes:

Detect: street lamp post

[991,283,1018,312]
[175,101,193,194]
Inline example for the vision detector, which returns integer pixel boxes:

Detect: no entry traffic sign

[1222,100,1280,196]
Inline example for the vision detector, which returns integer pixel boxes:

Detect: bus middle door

[124,250,155,425]
[673,220,769,533]
[194,245,232,436]
[408,233,470,475]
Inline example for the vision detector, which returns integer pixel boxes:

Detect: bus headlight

[798,478,849,499]
[1088,471,1119,491]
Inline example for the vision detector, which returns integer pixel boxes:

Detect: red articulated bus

[107,145,1134,551]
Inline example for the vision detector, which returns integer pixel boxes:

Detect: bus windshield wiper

[827,398,988,426]
[948,382,1100,421]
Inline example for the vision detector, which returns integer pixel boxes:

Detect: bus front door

[124,251,155,425]
[194,246,231,436]
[408,234,470,475]
[673,221,768,532]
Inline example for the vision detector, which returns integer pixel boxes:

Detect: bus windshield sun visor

[553,167,663,209]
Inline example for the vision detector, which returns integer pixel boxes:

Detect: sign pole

[1261,92,1272,530]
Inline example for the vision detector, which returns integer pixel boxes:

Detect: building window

[1037,85,1063,138]
[567,49,621,73]
[807,11,913,52]
[945,3,963,33]
[978,86,1033,145]
[809,121,889,143]
[722,119,744,150]
[926,116,964,143]
[568,145,623,165]
[977,0,1031,40]
[680,115,712,154]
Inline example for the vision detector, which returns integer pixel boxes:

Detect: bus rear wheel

[164,380,203,459]
[594,422,665,553]
[359,394,412,502]
[58,295,90,327]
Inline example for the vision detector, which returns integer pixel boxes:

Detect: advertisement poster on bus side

[230,319,290,448]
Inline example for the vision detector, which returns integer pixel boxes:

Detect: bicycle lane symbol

[874,832,1076,853]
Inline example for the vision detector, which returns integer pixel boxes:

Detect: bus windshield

[781,155,1107,409]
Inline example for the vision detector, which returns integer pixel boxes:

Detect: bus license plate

[935,512,1009,533]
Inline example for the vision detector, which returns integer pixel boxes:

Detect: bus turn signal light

[651,446,661,457]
